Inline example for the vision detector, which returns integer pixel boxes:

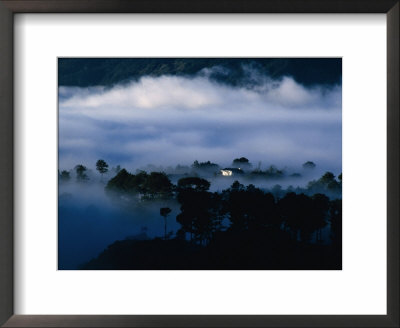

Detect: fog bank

[59,70,341,173]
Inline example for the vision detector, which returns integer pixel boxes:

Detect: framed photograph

[0,1,398,327]
[58,57,343,271]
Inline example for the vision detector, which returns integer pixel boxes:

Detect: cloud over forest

[59,69,342,173]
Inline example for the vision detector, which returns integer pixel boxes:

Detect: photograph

[58,58,342,270]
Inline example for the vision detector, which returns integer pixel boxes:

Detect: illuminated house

[220,168,244,176]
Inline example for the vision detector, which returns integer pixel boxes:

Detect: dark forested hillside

[58,58,342,87]
[59,160,342,270]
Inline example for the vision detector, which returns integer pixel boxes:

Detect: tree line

[60,158,342,246]
[59,157,329,184]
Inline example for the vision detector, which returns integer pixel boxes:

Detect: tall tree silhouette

[75,164,89,182]
[96,159,109,181]
[160,207,172,240]
[176,177,215,244]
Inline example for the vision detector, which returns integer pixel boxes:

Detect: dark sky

[58,58,342,87]
[58,58,342,175]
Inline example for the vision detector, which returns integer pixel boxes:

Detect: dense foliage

[105,169,173,199]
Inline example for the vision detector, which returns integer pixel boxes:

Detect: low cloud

[59,70,342,174]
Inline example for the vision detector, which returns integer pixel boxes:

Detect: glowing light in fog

[221,170,233,176]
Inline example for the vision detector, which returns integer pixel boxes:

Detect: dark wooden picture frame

[0,1,398,327]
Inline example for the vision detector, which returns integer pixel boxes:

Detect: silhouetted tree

[176,177,215,244]
[59,170,70,182]
[75,165,89,182]
[233,157,249,164]
[133,171,149,194]
[105,168,136,194]
[320,172,335,184]
[160,207,172,240]
[106,170,173,200]
[230,180,244,191]
[192,160,219,169]
[307,172,341,195]
[222,182,278,232]
[302,161,316,169]
[142,172,173,199]
[232,157,252,169]
[191,160,220,175]
[96,159,109,181]
[176,210,194,241]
